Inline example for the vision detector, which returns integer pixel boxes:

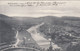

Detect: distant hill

[62,16,80,21]
[0,14,9,20]
[0,14,8,18]
[0,14,80,29]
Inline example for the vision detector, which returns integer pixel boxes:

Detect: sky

[0,1,80,18]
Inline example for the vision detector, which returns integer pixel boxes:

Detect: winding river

[27,22,61,50]
[3,22,62,51]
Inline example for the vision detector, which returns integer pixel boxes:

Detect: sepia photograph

[0,0,80,51]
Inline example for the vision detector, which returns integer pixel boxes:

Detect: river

[27,22,61,50]
[3,23,61,51]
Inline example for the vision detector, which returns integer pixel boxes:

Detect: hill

[1,14,80,43]
[0,20,16,44]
